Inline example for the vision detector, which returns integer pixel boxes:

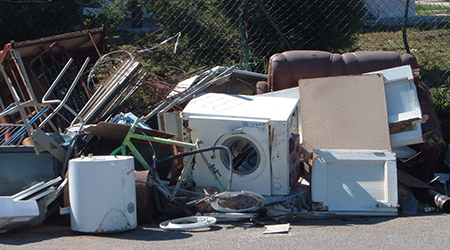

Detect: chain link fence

[1,0,450,95]
[2,0,450,169]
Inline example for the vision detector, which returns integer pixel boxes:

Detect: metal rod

[35,57,91,132]
[73,59,140,125]
[10,48,59,134]
[0,63,36,148]
[42,58,74,102]
[83,60,140,122]
[143,66,234,123]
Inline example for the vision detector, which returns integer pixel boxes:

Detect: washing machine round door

[216,131,270,184]
[187,116,272,195]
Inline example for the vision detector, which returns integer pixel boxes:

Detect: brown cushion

[342,51,419,75]
[268,50,344,91]
[267,50,419,91]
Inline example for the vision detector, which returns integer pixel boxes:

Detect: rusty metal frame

[0,27,107,132]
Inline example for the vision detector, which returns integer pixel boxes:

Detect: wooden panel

[299,74,391,152]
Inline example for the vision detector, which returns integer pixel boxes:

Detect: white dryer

[181,92,300,196]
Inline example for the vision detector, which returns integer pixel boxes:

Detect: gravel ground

[1,211,450,250]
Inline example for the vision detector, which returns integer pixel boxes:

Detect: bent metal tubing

[110,118,194,200]
[111,117,233,200]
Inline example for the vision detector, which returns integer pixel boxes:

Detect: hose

[156,145,234,192]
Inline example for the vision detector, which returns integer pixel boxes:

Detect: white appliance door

[187,116,272,195]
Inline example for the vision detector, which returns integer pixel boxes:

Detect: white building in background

[365,0,416,19]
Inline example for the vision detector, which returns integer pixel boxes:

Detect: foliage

[243,0,365,53]
[0,1,81,46]
[2,0,450,120]
[137,0,364,73]
[137,0,244,72]
[416,4,450,16]
[356,28,450,88]
[82,0,131,31]
[430,87,450,119]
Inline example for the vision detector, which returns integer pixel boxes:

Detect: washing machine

[181,91,300,196]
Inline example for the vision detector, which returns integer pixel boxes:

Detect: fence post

[255,0,293,50]
[131,1,143,29]
[402,0,411,53]
[240,0,251,71]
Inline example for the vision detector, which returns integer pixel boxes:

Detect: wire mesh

[1,0,450,172]
[0,0,449,92]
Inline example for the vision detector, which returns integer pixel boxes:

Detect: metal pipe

[10,49,41,111]
[40,58,86,129]
[80,60,129,121]
[10,48,60,134]
[143,66,234,123]
[411,187,450,213]
[99,71,147,121]
[35,57,91,132]
[42,58,74,102]
[76,59,139,125]
[86,61,140,121]
[0,63,36,148]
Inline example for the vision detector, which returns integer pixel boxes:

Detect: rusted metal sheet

[135,170,157,224]
[0,26,106,62]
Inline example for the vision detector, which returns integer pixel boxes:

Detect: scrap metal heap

[1,31,449,233]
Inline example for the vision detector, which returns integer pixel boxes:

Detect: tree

[142,0,364,72]
[0,1,81,46]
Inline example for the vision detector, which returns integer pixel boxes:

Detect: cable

[135,143,234,214]
[156,145,234,192]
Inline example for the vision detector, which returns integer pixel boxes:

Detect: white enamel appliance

[181,92,300,196]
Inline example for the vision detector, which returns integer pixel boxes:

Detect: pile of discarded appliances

[1,30,449,233]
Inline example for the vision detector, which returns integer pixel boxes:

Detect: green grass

[356,28,450,88]
[416,3,450,16]
[356,28,450,148]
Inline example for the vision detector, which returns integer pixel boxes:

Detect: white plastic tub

[68,155,137,233]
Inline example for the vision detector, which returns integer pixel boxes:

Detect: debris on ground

[1,32,449,234]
